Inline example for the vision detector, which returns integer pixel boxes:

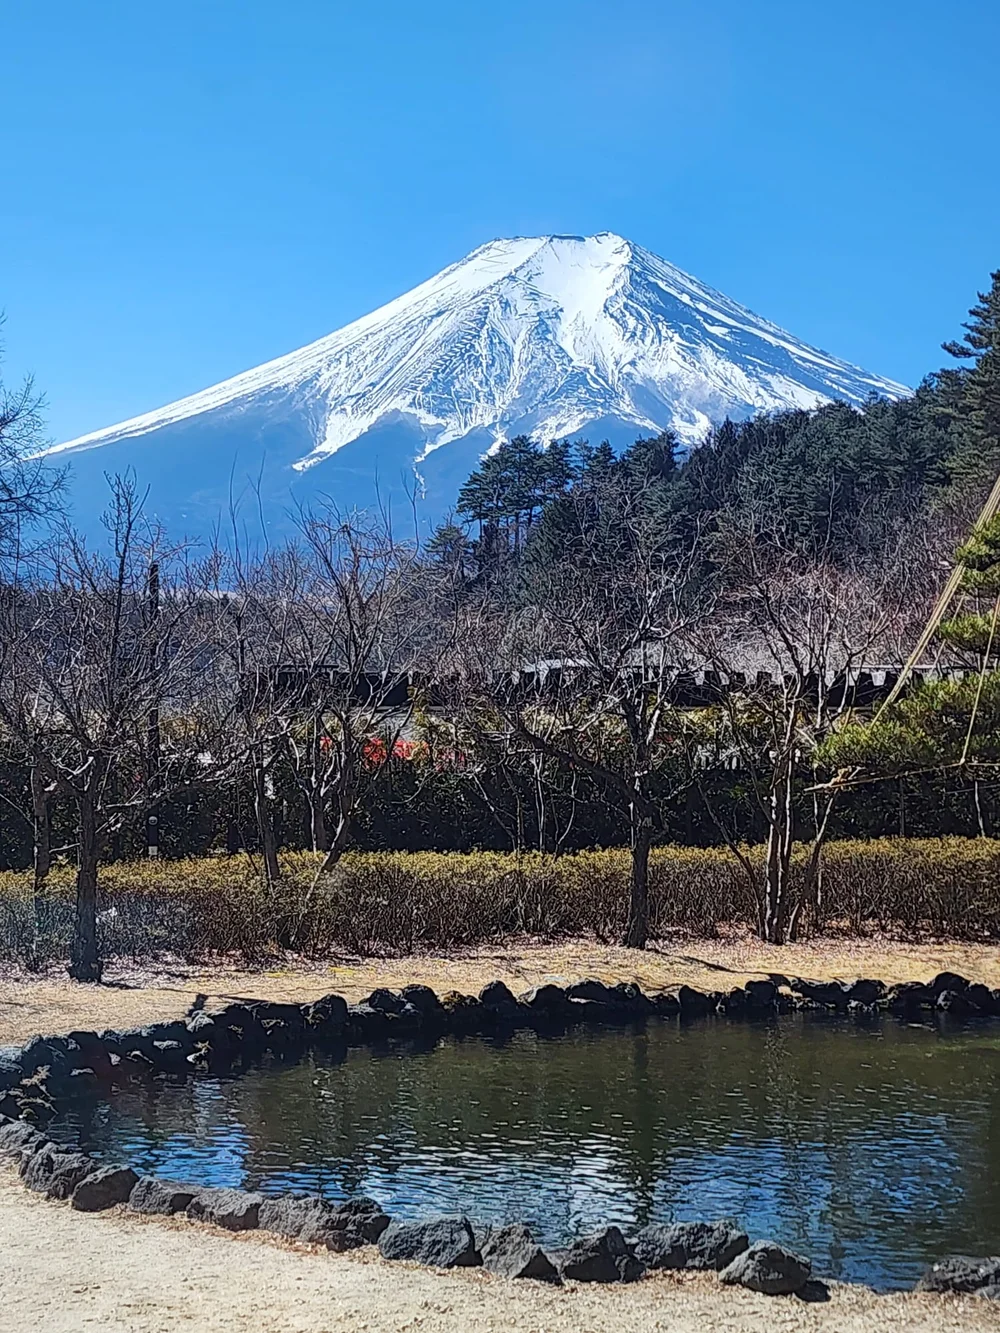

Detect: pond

[46,1014,1000,1290]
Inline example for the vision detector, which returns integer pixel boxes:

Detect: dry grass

[2,934,998,1046]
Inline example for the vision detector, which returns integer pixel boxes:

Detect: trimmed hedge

[2,838,1000,965]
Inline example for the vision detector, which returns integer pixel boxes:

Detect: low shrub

[2,837,1000,966]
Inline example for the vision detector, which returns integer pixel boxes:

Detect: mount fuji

[46,232,909,541]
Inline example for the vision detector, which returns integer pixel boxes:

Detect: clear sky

[3,0,998,445]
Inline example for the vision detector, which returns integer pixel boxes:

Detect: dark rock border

[1,968,995,1296]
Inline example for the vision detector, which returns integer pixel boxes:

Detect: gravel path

[0,1173,993,1333]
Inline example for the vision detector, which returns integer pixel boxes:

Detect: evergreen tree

[822,513,1000,780]
[426,520,473,583]
[942,271,1000,492]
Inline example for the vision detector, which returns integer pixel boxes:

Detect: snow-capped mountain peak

[47,233,908,538]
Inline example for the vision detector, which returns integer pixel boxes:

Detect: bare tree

[0,476,234,980]
[204,505,439,940]
[0,329,65,568]
[288,507,440,920]
[686,499,934,942]
[449,483,704,949]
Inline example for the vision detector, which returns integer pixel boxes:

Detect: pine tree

[426,520,473,583]
[943,271,1000,492]
[822,513,1000,779]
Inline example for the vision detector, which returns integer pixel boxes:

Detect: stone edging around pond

[0,969,998,1300]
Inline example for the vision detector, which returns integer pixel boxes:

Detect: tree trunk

[253,748,281,890]
[69,796,102,982]
[761,755,794,945]
[624,801,652,949]
[29,762,51,973]
[309,790,330,853]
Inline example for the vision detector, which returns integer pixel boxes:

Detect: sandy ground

[3,935,1000,1045]
[0,1172,994,1333]
[4,940,1000,1331]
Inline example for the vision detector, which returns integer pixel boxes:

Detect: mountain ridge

[43,232,909,538]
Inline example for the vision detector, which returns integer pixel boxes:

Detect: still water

[48,1016,1000,1289]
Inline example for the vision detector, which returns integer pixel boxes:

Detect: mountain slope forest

[0,269,998,966]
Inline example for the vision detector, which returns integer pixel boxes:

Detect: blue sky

[3,0,998,445]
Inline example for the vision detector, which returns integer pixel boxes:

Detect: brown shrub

[2,837,1000,965]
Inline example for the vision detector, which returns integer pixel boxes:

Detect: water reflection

[48,1015,1000,1289]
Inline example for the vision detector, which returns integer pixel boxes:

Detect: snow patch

[48,232,910,480]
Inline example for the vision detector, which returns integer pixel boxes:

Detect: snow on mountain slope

[46,233,909,537]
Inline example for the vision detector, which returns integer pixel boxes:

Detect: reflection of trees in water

[46,1016,1000,1287]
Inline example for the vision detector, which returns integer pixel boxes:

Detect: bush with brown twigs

[2,838,1000,967]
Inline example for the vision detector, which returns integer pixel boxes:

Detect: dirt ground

[4,939,1000,1330]
[2,934,1000,1045]
[0,1171,995,1333]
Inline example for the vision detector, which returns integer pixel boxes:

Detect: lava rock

[519,985,569,1016]
[565,979,614,1003]
[71,1165,139,1211]
[652,991,681,1017]
[185,1012,219,1040]
[930,972,969,997]
[886,982,934,1014]
[308,1197,391,1250]
[556,1226,645,1283]
[128,1176,197,1215]
[346,1004,392,1040]
[65,1029,107,1056]
[479,980,518,1009]
[0,1056,22,1093]
[846,979,883,1006]
[32,1151,97,1200]
[967,983,997,1014]
[212,1004,265,1048]
[146,1021,194,1047]
[259,1193,389,1249]
[56,1032,105,1076]
[259,1193,333,1237]
[116,1028,159,1060]
[438,992,486,1032]
[399,985,442,1016]
[936,989,969,1015]
[365,988,407,1015]
[249,1002,307,1029]
[634,1220,749,1271]
[609,982,653,1014]
[0,1118,44,1156]
[977,1284,1000,1300]
[66,1067,101,1095]
[677,986,712,1018]
[97,1029,125,1055]
[150,1041,190,1073]
[19,1036,67,1076]
[477,983,522,1027]
[480,1223,560,1281]
[790,979,849,1009]
[16,1092,58,1125]
[306,994,349,1031]
[744,981,778,1010]
[378,1215,481,1268]
[20,1145,74,1192]
[186,1187,263,1230]
[915,1255,1000,1293]
[719,1240,812,1295]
